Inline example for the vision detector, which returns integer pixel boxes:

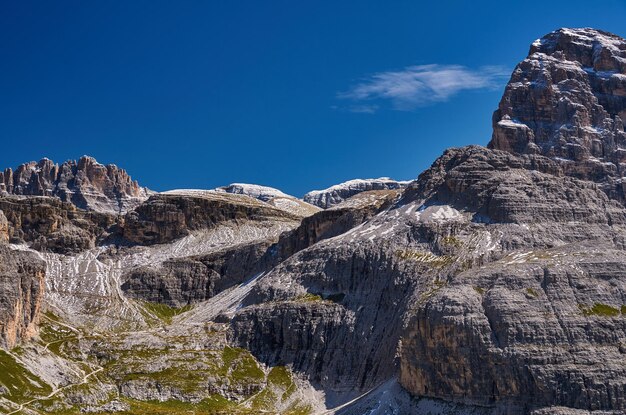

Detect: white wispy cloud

[337,64,509,112]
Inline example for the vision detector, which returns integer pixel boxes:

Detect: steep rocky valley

[1,27,626,415]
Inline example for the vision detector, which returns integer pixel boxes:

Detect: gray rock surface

[215,183,291,202]
[489,28,626,201]
[0,196,117,254]
[264,189,401,267]
[0,210,8,243]
[122,191,302,245]
[0,156,150,214]
[0,245,45,349]
[121,239,273,307]
[304,178,409,208]
[229,142,626,413]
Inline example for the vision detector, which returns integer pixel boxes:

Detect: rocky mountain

[490,28,626,199]
[0,156,151,214]
[216,183,291,202]
[1,27,626,415]
[303,177,410,208]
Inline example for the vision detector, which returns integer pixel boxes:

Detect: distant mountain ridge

[0,156,151,214]
[0,155,408,215]
[303,177,410,208]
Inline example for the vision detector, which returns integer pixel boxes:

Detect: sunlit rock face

[2,26,626,415]
[0,156,150,214]
[303,177,409,208]
[490,28,626,200]
[0,245,45,349]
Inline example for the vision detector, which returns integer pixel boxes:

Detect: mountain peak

[489,27,626,187]
[0,156,150,214]
[304,177,410,208]
[215,183,290,202]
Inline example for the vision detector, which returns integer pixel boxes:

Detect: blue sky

[1,1,625,196]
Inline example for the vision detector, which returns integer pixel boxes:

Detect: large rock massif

[0,27,626,415]
[0,156,150,214]
[490,28,626,199]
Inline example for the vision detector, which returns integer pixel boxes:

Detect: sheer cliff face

[490,28,626,202]
[228,29,626,414]
[0,246,45,349]
[396,147,626,413]
[0,156,150,214]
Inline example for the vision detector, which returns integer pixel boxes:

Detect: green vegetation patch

[579,303,621,317]
[220,346,265,382]
[0,350,52,403]
[293,293,323,303]
[114,346,265,397]
[441,236,462,248]
[121,396,237,414]
[119,395,311,415]
[267,366,297,400]
[38,321,81,357]
[395,249,454,268]
[141,301,194,324]
[526,288,539,298]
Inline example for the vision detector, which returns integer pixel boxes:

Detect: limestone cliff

[0,246,45,349]
[0,156,150,214]
[490,28,626,200]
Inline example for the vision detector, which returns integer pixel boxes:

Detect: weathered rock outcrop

[489,28,626,201]
[122,192,301,245]
[395,145,626,413]
[0,156,150,214]
[303,178,409,208]
[0,196,117,254]
[0,210,8,243]
[266,189,401,265]
[122,240,273,307]
[400,243,626,413]
[216,183,291,202]
[0,245,45,349]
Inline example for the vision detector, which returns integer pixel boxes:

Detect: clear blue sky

[1,1,625,196]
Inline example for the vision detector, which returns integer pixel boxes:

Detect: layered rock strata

[303,178,409,208]
[490,28,626,200]
[0,156,150,214]
[0,245,45,349]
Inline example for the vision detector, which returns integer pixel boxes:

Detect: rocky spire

[489,28,626,165]
[0,156,150,214]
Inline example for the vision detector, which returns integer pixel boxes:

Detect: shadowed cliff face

[396,146,626,413]
[121,192,304,246]
[0,196,117,254]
